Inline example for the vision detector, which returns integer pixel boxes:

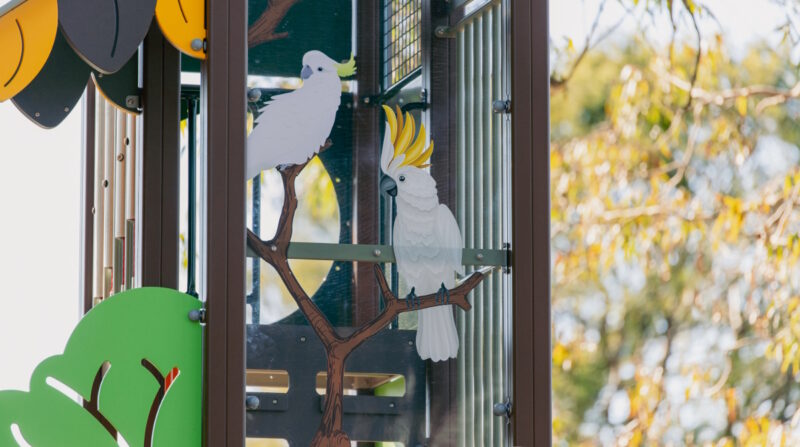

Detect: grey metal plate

[12,31,90,129]
[59,0,156,73]
[246,324,426,445]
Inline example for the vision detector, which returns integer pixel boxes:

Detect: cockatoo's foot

[436,283,450,304]
[405,287,418,309]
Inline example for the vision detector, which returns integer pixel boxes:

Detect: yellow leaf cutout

[155,0,206,59]
[0,0,58,102]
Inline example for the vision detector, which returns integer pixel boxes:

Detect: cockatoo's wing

[245,86,339,178]
[435,204,465,277]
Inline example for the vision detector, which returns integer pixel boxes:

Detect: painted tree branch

[248,0,300,48]
[245,148,486,446]
[85,365,117,439]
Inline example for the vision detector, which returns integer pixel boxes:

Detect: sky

[550,0,790,60]
[0,100,82,391]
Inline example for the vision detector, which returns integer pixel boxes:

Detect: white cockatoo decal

[380,105,465,362]
[245,50,356,178]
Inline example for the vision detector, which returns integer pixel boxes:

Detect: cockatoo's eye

[317,67,323,72]
[399,175,406,182]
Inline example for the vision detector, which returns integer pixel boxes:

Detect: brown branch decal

[141,359,180,447]
[247,0,300,48]
[246,147,486,446]
[84,365,118,439]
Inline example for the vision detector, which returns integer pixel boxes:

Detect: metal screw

[389,402,396,408]
[299,336,307,342]
[363,97,370,104]
[435,25,455,38]
[91,206,96,215]
[373,249,382,257]
[34,112,40,118]
[117,153,125,162]
[408,340,414,346]
[245,395,260,410]
[476,253,485,261]
[493,398,512,418]
[64,107,70,112]
[272,399,278,405]
[270,245,277,252]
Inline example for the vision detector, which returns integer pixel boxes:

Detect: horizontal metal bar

[320,395,406,415]
[246,242,509,267]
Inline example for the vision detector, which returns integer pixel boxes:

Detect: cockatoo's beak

[380,175,397,197]
[301,65,313,80]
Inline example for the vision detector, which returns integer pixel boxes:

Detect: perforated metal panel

[382,0,422,88]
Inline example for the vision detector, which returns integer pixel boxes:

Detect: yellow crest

[382,105,433,168]
[335,53,357,78]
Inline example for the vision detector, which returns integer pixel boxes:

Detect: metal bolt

[245,395,260,410]
[492,99,512,114]
[34,112,40,118]
[117,153,125,162]
[64,107,70,112]
[408,340,414,346]
[363,97,370,104]
[247,88,262,103]
[373,249,382,257]
[91,206,96,215]
[188,309,206,323]
[270,245,277,252]
[299,336,307,342]
[272,399,278,405]
[190,38,205,52]
[389,402,396,408]
[476,253,484,261]
[493,399,512,417]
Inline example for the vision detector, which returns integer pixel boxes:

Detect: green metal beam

[246,242,509,267]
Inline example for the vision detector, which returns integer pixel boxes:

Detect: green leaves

[0,288,202,447]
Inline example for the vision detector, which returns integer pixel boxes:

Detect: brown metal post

[511,0,551,445]
[141,23,181,288]
[81,80,96,314]
[428,0,459,443]
[202,0,247,444]
[353,0,382,325]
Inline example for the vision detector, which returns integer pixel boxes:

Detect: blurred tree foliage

[551,1,800,445]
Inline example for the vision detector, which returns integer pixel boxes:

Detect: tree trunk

[310,346,350,447]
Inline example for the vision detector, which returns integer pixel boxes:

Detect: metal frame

[140,22,181,289]
[81,80,96,314]
[510,0,551,445]
[202,0,248,444]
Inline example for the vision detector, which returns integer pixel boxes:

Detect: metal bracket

[125,95,141,109]
[434,25,456,39]
[400,89,430,113]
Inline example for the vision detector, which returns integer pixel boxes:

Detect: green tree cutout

[0,288,202,447]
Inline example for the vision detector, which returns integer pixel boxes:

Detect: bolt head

[373,249,382,257]
[245,395,260,410]
[190,38,204,52]
[270,245,278,252]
